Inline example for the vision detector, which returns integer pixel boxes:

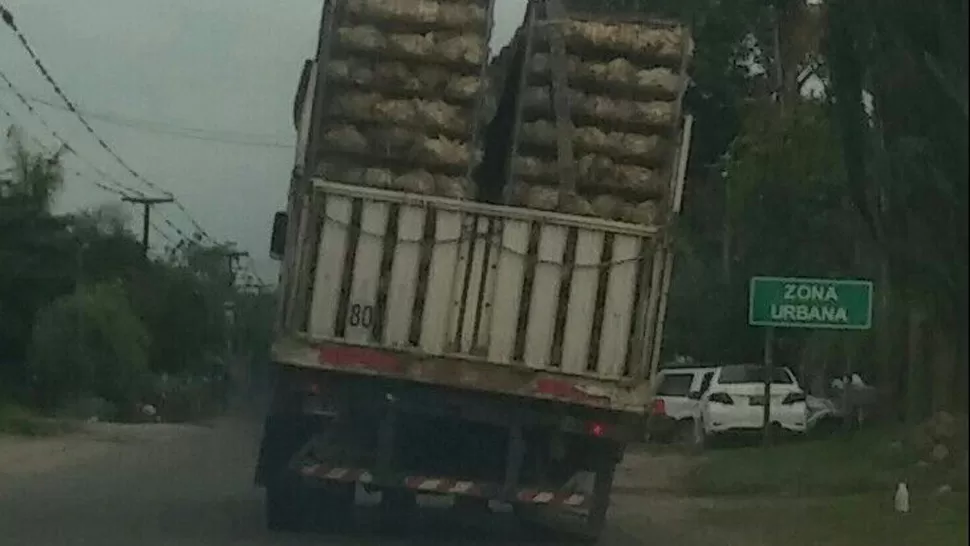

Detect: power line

[2,97,130,197]
[1,3,215,243]
[1,4,171,198]
[6,89,293,149]
[3,4,266,284]
[2,92,199,250]
[0,69,146,198]
[3,99,179,251]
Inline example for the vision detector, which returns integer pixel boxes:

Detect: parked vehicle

[692,364,808,447]
[646,366,715,443]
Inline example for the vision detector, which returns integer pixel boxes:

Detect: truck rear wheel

[265,483,304,532]
[379,488,417,533]
[266,482,355,532]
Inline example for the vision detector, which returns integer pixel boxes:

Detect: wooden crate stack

[504,0,693,225]
[312,0,496,200]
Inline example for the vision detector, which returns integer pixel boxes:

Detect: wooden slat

[595,235,641,377]
[474,219,501,353]
[560,229,604,374]
[523,223,568,369]
[487,220,531,363]
[627,241,658,378]
[383,205,425,346]
[307,196,353,338]
[345,200,389,343]
[459,216,492,353]
[447,215,475,351]
[287,193,316,331]
[420,210,465,354]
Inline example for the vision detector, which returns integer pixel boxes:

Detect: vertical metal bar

[648,115,694,379]
[307,0,344,172]
[464,0,499,184]
[544,0,577,205]
[502,2,536,204]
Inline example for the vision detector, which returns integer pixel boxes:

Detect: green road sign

[749,277,873,330]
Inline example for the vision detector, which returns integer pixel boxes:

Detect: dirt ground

[0,422,774,546]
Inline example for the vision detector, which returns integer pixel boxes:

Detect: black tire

[675,420,697,448]
[379,488,417,534]
[453,496,491,515]
[579,459,615,544]
[266,481,355,533]
[307,483,356,532]
[265,483,304,532]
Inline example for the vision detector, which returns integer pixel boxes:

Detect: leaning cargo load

[310,0,496,200]
[503,5,693,225]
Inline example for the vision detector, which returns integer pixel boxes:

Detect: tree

[0,127,74,393]
[826,0,968,416]
[27,282,151,410]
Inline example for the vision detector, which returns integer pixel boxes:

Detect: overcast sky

[0,0,528,285]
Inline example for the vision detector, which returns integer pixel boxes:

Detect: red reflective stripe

[318,345,402,374]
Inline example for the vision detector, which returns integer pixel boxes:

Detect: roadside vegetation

[0,128,275,429]
[686,415,968,545]
[701,492,967,546]
[0,402,76,437]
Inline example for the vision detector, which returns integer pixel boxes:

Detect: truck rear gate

[276,173,685,411]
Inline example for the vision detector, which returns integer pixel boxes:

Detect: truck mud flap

[291,460,589,510]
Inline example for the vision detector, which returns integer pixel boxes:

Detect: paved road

[0,417,664,546]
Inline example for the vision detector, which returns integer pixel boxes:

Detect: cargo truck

[255,0,693,541]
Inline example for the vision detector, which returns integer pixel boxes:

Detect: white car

[646,367,716,443]
[693,364,808,446]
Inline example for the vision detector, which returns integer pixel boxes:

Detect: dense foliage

[0,128,274,414]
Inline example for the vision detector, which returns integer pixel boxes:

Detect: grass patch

[0,403,78,437]
[701,492,968,546]
[686,428,921,496]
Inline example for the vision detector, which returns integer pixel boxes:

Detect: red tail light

[651,399,667,416]
[587,422,608,437]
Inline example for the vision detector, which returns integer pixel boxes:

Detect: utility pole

[122,196,174,258]
[223,250,250,287]
[221,249,249,401]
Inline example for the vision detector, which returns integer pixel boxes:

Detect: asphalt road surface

[0,416,667,546]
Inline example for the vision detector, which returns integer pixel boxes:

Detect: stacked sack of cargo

[505,11,692,225]
[315,0,492,199]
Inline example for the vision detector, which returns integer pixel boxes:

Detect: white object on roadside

[894,482,910,513]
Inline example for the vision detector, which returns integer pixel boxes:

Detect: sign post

[761,326,775,447]
[748,277,873,447]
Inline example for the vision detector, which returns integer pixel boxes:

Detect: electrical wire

[1,3,215,242]
[3,99,179,251]
[10,89,293,149]
[0,69,146,198]
[3,3,269,283]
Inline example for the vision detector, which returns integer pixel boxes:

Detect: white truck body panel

[294,175,676,383]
